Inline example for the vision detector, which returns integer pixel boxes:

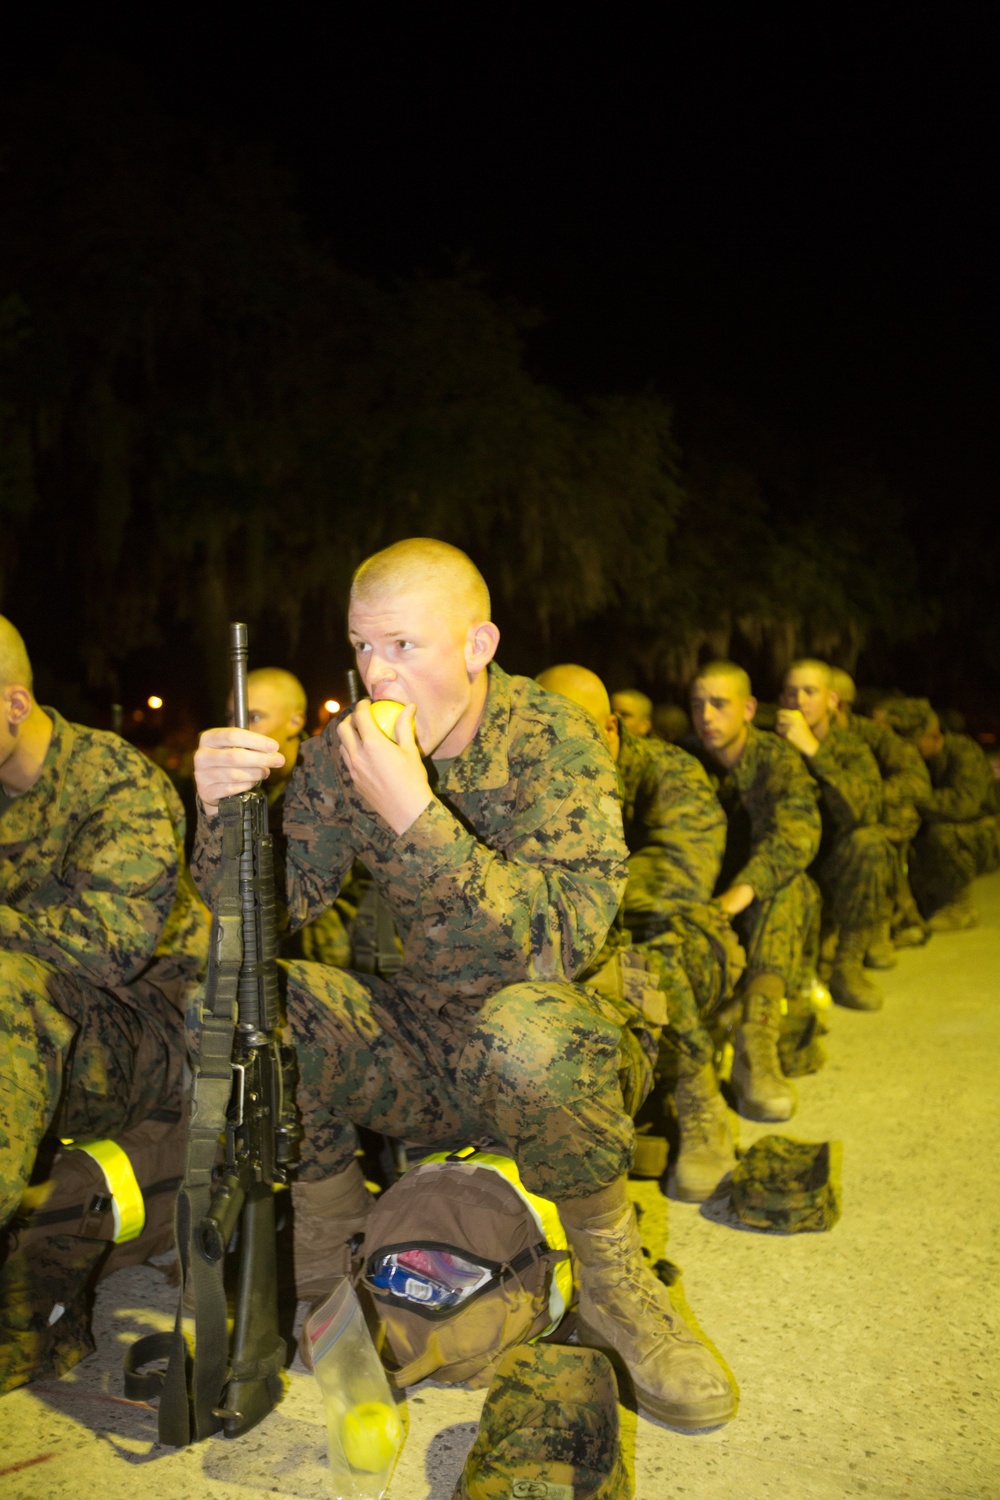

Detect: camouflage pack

[362,1148,573,1389]
[729,1135,842,1233]
[453,1344,630,1500]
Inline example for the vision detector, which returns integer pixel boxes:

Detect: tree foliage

[0,54,929,716]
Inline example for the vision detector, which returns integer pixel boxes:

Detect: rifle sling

[156,800,245,1446]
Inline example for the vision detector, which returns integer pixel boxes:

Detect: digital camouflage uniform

[910,732,1000,915]
[847,711,930,930]
[0,710,207,1388]
[693,725,822,998]
[802,725,895,933]
[193,666,632,1200]
[616,724,742,1069]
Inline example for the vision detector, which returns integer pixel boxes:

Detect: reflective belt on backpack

[60,1137,146,1244]
[420,1148,574,1337]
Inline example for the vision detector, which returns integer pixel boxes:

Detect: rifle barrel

[231,622,249,729]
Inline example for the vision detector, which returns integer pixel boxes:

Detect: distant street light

[148,695,164,710]
[324,699,340,714]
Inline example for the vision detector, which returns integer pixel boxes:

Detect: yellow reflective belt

[420,1150,574,1337]
[61,1138,146,1244]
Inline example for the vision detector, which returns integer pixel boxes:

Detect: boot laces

[584,1216,689,1349]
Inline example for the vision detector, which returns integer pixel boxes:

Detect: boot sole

[669,1169,734,1204]
[734,1097,795,1123]
[576,1316,737,1430]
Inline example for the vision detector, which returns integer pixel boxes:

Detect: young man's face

[690,674,754,759]
[781,667,833,732]
[228,680,305,775]
[348,586,486,758]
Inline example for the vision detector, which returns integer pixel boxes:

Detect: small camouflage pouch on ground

[729,1135,842,1232]
[453,1344,631,1500]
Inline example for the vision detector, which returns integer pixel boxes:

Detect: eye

[353,640,371,655]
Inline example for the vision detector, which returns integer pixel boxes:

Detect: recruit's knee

[465,981,623,1112]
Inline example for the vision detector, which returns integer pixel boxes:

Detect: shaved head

[828,668,856,707]
[692,660,752,701]
[0,616,33,692]
[786,658,832,688]
[536,664,612,726]
[351,538,490,628]
[247,667,306,718]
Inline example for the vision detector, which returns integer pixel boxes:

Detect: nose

[365,650,397,692]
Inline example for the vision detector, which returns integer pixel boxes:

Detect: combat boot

[730,993,796,1122]
[291,1160,376,1302]
[927,887,978,932]
[864,919,898,969]
[829,927,884,1010]
[559,1178,736,1431]
[671,1063,737,1202]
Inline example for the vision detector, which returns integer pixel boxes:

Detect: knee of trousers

[461,981,625,1113]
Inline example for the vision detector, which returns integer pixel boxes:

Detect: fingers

[194,726,286,813]
[198,727,281,753]
[394,703,418,750]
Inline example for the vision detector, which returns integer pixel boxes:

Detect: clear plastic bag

[304,1277,405,1500]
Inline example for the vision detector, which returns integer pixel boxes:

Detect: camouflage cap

[879,697,935,741]
[729,1135,842,1233]
[453,1345,630,1500]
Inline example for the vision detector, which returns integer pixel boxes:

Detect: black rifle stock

[141,622,298,1445]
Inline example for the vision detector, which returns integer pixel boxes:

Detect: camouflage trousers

[910,815,1000,916]
[282,962,637,1199]
[813,825,895,932]
[635,904,746,1070]
[736,872,821,997]
[0,951,185,1227]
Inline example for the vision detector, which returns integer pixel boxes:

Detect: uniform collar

[435,664,514,794]
[0,708,72,828]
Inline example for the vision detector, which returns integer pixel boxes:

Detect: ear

[3,685,32,725]
[465,621,500,677]
[744,695,758,724]
[828,689,841,711]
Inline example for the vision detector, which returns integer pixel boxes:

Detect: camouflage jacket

[616,722,725,925]
[802,724,883,839]
[919,732,1000,824]
[847,714,930,814]
[193,665,627,1013]
[692,725,821,901]
[0,710,207,998]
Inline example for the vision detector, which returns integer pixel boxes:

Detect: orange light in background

[147,695,164,710]
[324,699,340,714]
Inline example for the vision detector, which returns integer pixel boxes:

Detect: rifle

[128,622,299,1443]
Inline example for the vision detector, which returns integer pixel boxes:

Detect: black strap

[123,1331,174,1402]
[153,800,245,1446]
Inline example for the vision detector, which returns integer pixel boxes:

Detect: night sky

[3,9,997,681]
[6,11,995,517]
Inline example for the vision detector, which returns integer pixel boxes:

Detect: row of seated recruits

[1,541,998,1435]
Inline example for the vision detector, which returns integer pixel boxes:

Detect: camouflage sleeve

[191,751,356,934]
[190,801,225,904]
[624,747,726,912]
[807,733,882,831]
[738,750,821,901]
[0,772,180,988]
[918,737,996,823]
[881,736,932,813]
[394,738,627,982]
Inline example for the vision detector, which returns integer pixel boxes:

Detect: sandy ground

[1,871,998,1499]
